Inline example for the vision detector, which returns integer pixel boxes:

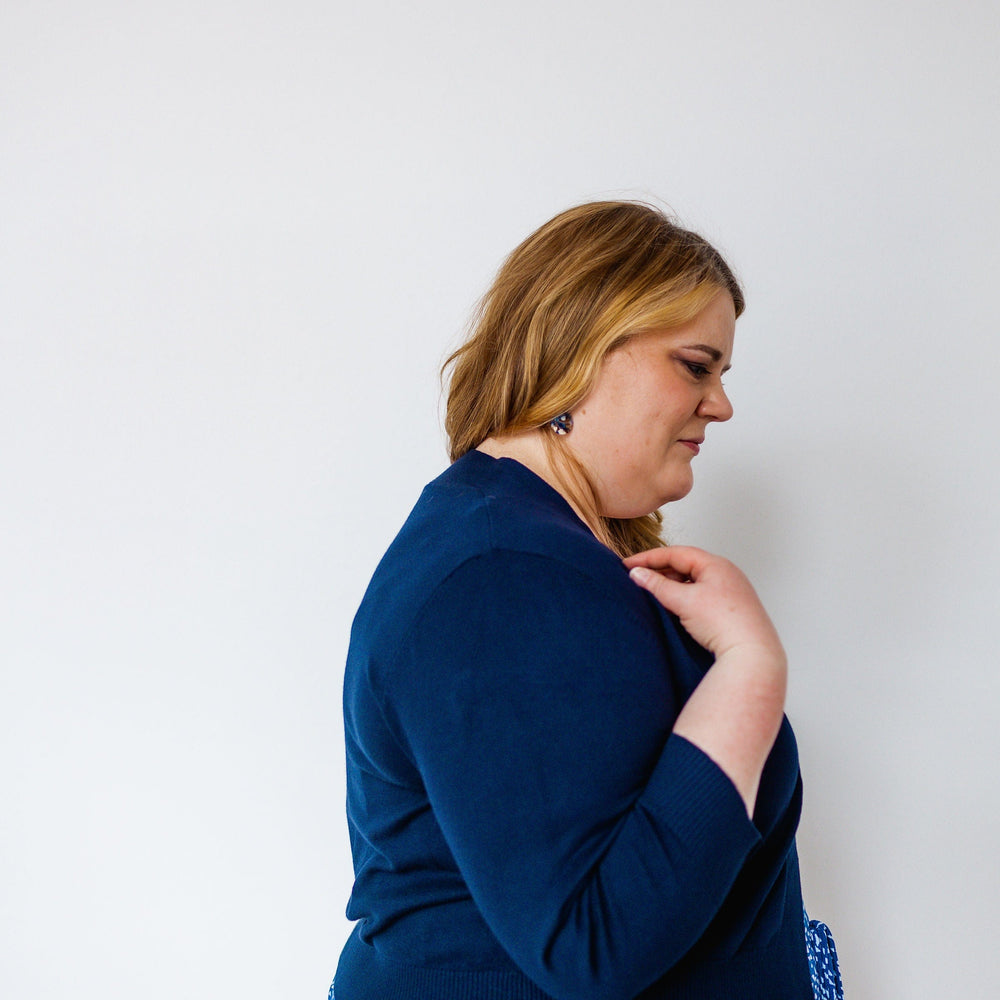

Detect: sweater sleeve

[378,549,761,1000]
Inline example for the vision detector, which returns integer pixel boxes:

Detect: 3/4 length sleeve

[374,549,762,1000]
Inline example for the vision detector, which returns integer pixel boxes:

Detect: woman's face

[566,290,736,518]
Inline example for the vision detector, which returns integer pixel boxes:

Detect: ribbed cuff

[644,733,762,865]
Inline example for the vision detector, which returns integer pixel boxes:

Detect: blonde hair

[443,200,744,557]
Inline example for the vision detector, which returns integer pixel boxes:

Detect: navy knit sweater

[335,451,813,1000]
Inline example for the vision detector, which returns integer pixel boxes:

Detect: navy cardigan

[335,450,813,1000]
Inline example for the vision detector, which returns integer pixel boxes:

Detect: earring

[549,412,573,435]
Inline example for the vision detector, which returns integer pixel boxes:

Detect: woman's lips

[679,439,701,455]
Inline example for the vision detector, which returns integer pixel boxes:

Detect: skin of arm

[623,546,787,818]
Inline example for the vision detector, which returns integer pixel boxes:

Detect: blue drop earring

[549,412,573,435]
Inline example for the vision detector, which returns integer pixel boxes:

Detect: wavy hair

[443,200,744,557]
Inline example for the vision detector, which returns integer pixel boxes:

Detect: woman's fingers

[623,545,716,581]
[627,566,693,611]
[624,546,781,660]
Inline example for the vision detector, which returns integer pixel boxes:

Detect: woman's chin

[603,483,693,519]
[657,476,695,507]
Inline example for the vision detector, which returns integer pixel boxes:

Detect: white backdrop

[2,2,998,998]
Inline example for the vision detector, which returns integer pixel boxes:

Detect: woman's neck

[475,432,591,527]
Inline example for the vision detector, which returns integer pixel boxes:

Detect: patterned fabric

[327,978,335,1000]
[804,908,844,1000]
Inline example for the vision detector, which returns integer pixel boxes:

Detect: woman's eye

[683,361,711,379]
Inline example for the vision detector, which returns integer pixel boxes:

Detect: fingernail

[629,567,651,585]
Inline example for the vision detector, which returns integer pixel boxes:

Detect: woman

[332,201,841,999]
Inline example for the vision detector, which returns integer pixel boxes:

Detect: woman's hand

[623,546,787,818]
[622,546,785,665]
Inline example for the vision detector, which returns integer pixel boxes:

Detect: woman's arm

[624,546,788,819]
[378,549,762,1000]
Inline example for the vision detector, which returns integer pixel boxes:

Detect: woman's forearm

[671,645,787,817]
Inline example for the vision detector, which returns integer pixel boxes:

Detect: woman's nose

[698,384,734,422]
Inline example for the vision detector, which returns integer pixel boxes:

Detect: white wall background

[2,2,997,998]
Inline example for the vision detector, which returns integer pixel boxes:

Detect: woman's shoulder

[349,452,652,663]
[389,450,627,596]
[347,453,715,728]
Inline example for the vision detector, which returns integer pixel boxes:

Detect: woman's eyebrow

[686,343,722,360]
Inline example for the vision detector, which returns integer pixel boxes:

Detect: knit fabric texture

[334,451,814,1000]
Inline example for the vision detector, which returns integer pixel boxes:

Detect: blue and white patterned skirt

[804,908,844,1000]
